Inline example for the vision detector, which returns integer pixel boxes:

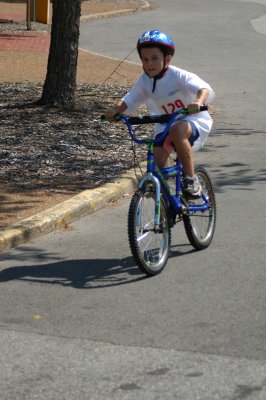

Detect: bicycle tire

[128,187,171,276]
[183,166,216,250]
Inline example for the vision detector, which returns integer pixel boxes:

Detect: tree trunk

[39,0,81,109]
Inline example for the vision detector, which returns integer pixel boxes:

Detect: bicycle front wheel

[128,188,171,276]
[183,166,216,250]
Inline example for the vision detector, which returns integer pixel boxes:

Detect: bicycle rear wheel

[128,188,171,276]
[183,166,216,250]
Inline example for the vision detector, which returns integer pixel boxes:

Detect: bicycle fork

[137,172,161,232]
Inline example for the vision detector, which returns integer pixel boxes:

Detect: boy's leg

[168,121,194,177]
[169,121,202,197]
[154,147,169,168]
[154,121,194,174]
[154,121,201,197]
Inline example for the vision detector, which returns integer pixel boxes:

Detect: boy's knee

[170,121,192,142]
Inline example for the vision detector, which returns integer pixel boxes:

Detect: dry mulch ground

[0,83,148,228]
[0,0,149,228]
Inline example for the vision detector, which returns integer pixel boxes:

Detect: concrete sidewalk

[0,30,50,52]
[0,1,150,252]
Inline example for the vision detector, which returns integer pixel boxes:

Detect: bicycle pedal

[183,192,202,200]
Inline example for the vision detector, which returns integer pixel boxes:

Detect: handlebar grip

[199,105,208,111]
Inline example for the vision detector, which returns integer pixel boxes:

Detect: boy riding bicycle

[105,30,215,197]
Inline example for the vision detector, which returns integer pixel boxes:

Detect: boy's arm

[187,88,209,113]
[105,100,128,119]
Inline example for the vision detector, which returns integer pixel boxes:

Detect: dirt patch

[0,49,142,84]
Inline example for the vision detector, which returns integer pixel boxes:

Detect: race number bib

[158,92,186,114]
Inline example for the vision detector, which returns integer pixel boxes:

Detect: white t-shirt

[122,65,215,149]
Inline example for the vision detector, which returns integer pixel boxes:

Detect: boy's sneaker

[183,175,202,198]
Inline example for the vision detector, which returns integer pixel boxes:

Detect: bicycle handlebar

[101,106,209,145]
[101,105,208,124]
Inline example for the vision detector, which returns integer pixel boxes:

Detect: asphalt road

[1,0,266,399]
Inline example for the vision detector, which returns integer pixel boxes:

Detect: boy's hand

[187,88,209,113]
[104,101,127,121]
[187,100,202,114]
[104,108,120,120]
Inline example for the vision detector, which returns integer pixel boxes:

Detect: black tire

[183,166,216,250]
[128,188,171,276]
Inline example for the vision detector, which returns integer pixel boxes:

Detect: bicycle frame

[117,110,210,227]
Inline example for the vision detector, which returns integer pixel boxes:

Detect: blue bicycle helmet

[137,30,175,57]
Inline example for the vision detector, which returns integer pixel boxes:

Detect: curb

[80,0,151,22]
[0,166,144,253]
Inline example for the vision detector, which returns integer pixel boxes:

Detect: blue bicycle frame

[116,109,210,228]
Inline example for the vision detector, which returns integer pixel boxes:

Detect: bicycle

[102,107,216,276]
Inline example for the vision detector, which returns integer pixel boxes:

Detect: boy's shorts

[154,118,199,155]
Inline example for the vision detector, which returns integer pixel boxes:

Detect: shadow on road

[0,254,147,288]
[0,243,195,288]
